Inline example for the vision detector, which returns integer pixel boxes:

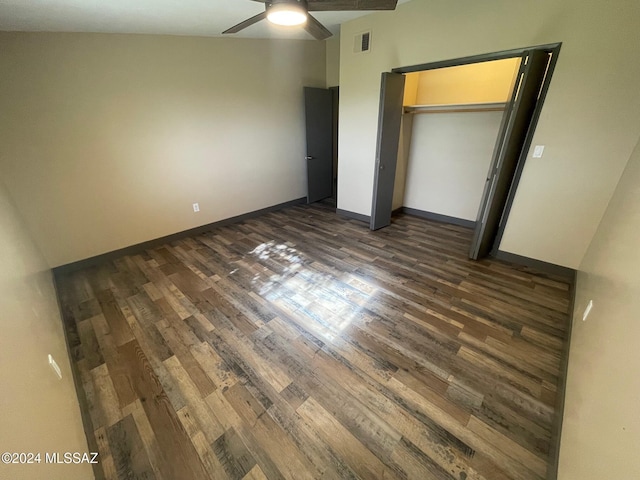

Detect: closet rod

[404,102,507,114]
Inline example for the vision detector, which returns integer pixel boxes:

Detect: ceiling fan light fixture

[267,2,308,27]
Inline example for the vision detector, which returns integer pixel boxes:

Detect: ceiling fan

[222,0,398,41]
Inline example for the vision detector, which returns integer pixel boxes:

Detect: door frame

[387,42,561,255]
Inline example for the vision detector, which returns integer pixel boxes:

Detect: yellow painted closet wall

[403,57,520,106]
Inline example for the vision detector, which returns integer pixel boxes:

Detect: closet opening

[370,43,561,260]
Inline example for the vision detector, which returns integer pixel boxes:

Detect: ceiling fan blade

[250,0,398,11]
[222,11,267,34]
[308,0,397,11]
[304,14,333,40]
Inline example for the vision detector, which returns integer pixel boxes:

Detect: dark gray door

[470,51,551,259]
[304,87,333,203]
[370,72,406,230]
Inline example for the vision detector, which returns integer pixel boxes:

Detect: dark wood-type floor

[57,204,572,480]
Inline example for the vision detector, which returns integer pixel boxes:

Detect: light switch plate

[533,145,545,158]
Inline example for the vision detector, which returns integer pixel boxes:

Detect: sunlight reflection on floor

[248,241,377,341]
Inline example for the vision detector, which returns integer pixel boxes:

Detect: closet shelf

[404,102,507,114]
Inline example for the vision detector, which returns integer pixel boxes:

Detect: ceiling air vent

[354,31,371,54]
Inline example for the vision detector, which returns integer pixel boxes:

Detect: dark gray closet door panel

[370,72,406,230]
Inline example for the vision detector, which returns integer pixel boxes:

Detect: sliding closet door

[469,51,550,259]
[370,72,406,230]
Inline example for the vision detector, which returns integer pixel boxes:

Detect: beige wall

[0,179,92,480]
[326,33,341,87]
[337,0,640,268]
[559,136,640,478]
[0,33,326,267]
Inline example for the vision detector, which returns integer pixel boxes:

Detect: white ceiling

[0,0,405,40]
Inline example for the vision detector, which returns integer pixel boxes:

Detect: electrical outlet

[582,300,593,321]
[192,203,200,213]
[532,145,545,158]
[48,354,62,379]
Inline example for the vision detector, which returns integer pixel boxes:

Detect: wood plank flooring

[56,204,572,480]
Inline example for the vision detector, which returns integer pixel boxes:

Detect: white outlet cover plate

[193,203,200,212]
[533,145,545,158]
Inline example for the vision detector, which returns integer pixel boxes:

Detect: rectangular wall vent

[354,31,372,54]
